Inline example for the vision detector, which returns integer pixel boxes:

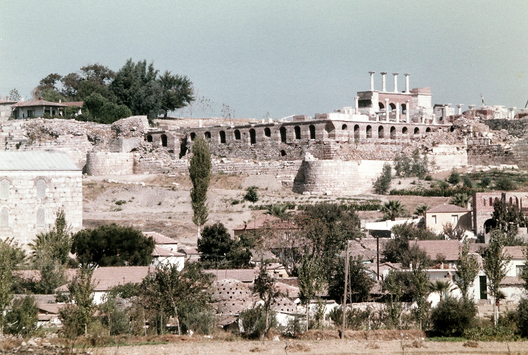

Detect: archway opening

[378,126,384,139]
[294,126,301,140]
[342,124,348,130]
[426,127,431,133]
[190,132,196,141]
[402,127,408,136]
[234,130,241,140]
[280,127,287,143]
[204,131,211,140]
[147,135,153,142]
[414,127,420,135]
[390,126,396,139]
[249,129,256,145]
[280,150,286,157]
[220,131,226,143]
[366,125,372,138]
[161,134,168,147]
[309,125,316,139]
[484,219,496,234]
[264,127,271,137]
[354,125,360,139]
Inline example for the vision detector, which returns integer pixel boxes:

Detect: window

[264,128,271,137]
[294,126,301,140]
[432,215,437,224]
[516,265,526,277]
[452,215,459,225]
[36,179,46,198]
[249,129,256,145]
[27,110,34,118]
[309,125,316,139]
[190,132,196,141]
[219,131,226,143]
[0,208,8,228]
[280,127,287,143]
[0,179,8,199]
[161,134,168,147]
[37,207,45,227]
[234,130,241,140]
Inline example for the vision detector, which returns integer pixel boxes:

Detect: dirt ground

[96,338,528,355]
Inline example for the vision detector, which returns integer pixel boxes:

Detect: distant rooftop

[0,151,80,171]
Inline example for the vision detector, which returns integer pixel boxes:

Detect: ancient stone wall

[85,152,134,175]
[0,170,82,250]
[293,159,388,195]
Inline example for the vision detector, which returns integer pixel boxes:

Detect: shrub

[239,305,276,339]
[447,169,461,185]
[430,297,477,337]
[495,176,517,191]
[480,174,492,187]
[373,163,392,195]
[517,297,528,338]
[6,296,38,336]
[244,186,259,202]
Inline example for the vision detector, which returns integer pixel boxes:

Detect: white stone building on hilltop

[0,151,82,249]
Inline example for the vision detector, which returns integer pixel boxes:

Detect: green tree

[82,92,131,124]
[495,176,517,191]
[429,280,452,302]
[189,138,211,237]
[8,88,21,101]
[59,264,97,338]
[110,59,162,119]
[430,297,477,336]
[411,149,429,179]
[0,239,25,336]
[450,193,470,208]
[140,263,214,335]
[158,70,194,118]
[253,263,282,340]
[454,240,480,300]
[394,153,412,177]
[71,224,154,266]
[492,198,526,235]
[197,222,233,266]
[6,296,38,336]
[414,204,430,217]
[373,163,392,194]
[447,169,461,185]
[328,256,373,303]
[462,174,473,188]
[481,230,511,326]
[381,200,404,221]
[244,186,259,202]
[298,255,325,329]
[442,222,466,240]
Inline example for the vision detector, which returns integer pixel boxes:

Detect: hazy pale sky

[1,0,527,119]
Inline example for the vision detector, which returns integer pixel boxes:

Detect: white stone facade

[0,152,82,250]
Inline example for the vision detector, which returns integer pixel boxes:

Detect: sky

[1,0,527,120]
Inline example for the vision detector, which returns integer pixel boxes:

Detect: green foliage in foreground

[430,297,477,337]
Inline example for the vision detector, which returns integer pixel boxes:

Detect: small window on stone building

[452,215,459,225]
[483,198,486,207]
[309,125,316,139]
[432,215,437,224]
[0,208,8,228]
[280,127,287,143]
[249,129,256,145]
[147,135,153,142]
[190,132,196,141]
[204,131,211,140]
[294,126,301,140]
[234,130,241,140]
[414,127,420,135]
[366,125,372,138]
[489,197,493,206]
[342,124,347,130]
[36,179,46,198]
[426,127,431,133]
[37,207,45,227]
[0,179,8,199]
[280,150,286,157]
[354,125,360,139]
[264,127,271,137]
[219,131,226,143]
[161,134,168,147]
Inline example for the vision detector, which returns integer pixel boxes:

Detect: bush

[480,174,492,187]
[517,297,528,338]
[6,296,39,336]
[244,186,259,203]
[239,305,276,339]
[495,176,517,191]
[447,169,461,185]
[373,163,392,195]
[430,297,477,337]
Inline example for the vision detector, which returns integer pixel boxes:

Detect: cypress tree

[189,138,211,236]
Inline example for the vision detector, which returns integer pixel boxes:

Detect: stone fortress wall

[2,71,527,195]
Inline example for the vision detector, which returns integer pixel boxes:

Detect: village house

[425,204,472,234]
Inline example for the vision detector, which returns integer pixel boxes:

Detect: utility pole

[341,240,351,339]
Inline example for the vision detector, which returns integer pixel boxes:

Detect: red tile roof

[12,99,67,108]
[426,204,471,214]
[504,246,526,260]
[205,268,259,283]
[144,231,178,245]
[414,240,481,261]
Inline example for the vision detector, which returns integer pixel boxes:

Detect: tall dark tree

[71,224,154,266]
[481,230,511,326]
[110,59,162,118]
[328,256,373,303]
[189,138,211,237]
[492,198,526,235]
[253,263,282,340]
[159,70,194,118]
[454,240,479,300]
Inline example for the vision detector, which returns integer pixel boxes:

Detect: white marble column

[369,71,375,91]
[404,73,410,93]
[385,98,390,121]
[393,73,399,93]
[405,100,410,122]
[354,96,359,114]
[457,104,464,115]
[395,103,400,122]
[381,72,387,92]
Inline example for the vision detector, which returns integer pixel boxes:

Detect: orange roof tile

[426,204,471,214]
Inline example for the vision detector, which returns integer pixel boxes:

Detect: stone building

[0,151,82,249]
[473,191,528,236]
[424,204,472,234]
